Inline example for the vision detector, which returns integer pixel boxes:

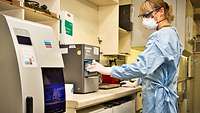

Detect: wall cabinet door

[99,4,133,55]
[112,100,135,113]
[136,91,142,112]
[98,108,112,113]
[78,106,112,113]
[98,4,119,55]
[87,108,112,113]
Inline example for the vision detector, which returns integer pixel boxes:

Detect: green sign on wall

[65,20,73,37]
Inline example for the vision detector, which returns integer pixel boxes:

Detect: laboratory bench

[66,86,142,113]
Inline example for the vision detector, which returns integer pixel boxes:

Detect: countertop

[66,86,142,110]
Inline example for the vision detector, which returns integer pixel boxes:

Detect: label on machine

[93,47,99,55]
[19,46,38,67]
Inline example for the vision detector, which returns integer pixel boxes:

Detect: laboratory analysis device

[0,14,66,113]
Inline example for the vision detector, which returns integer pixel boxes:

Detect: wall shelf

[119,27,129,34]
[103,53,129,56]
[24,6,59,22]
[0,0,21,11]
[87,0,118,6]
[0,0,59,22]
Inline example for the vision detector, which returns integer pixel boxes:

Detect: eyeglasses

[138,7,161,18]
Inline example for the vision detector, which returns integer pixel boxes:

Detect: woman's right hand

[86,60,112,75]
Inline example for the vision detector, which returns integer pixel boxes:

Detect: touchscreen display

[17,35,32,45]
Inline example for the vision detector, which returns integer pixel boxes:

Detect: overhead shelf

[103,53,130,56]
[119,27,129,34]
[0,0,20,11]
[0,0,59,22]
[24,7,59,22]
[87,0,118,6]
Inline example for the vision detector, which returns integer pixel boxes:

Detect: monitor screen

[42,68,66,113]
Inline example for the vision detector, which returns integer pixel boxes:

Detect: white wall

[185,0,194,52]
[60,0,99,45]
[176,0,186,47]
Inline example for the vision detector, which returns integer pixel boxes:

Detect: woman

[87,0,183,113]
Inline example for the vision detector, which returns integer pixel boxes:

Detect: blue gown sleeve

[111,36,173,80]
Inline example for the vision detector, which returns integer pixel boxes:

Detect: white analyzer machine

[0,14,66,113]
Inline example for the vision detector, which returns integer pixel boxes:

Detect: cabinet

[135,91,142,112]
[60,0,133,55]
[60,0,129,53]
[119,4,132,31]
[98,0,133,55]
[112,100,135,113]
[78,99,135,113]
[99,108,113,113]
[98,4,119,55]
[77,105,112,113]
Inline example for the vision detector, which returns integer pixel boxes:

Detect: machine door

[84,59,98,77]
[42,68,66,113]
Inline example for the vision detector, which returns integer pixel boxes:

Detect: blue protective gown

[111,27,183,113]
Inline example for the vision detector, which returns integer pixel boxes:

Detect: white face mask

[142,18,158,30]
